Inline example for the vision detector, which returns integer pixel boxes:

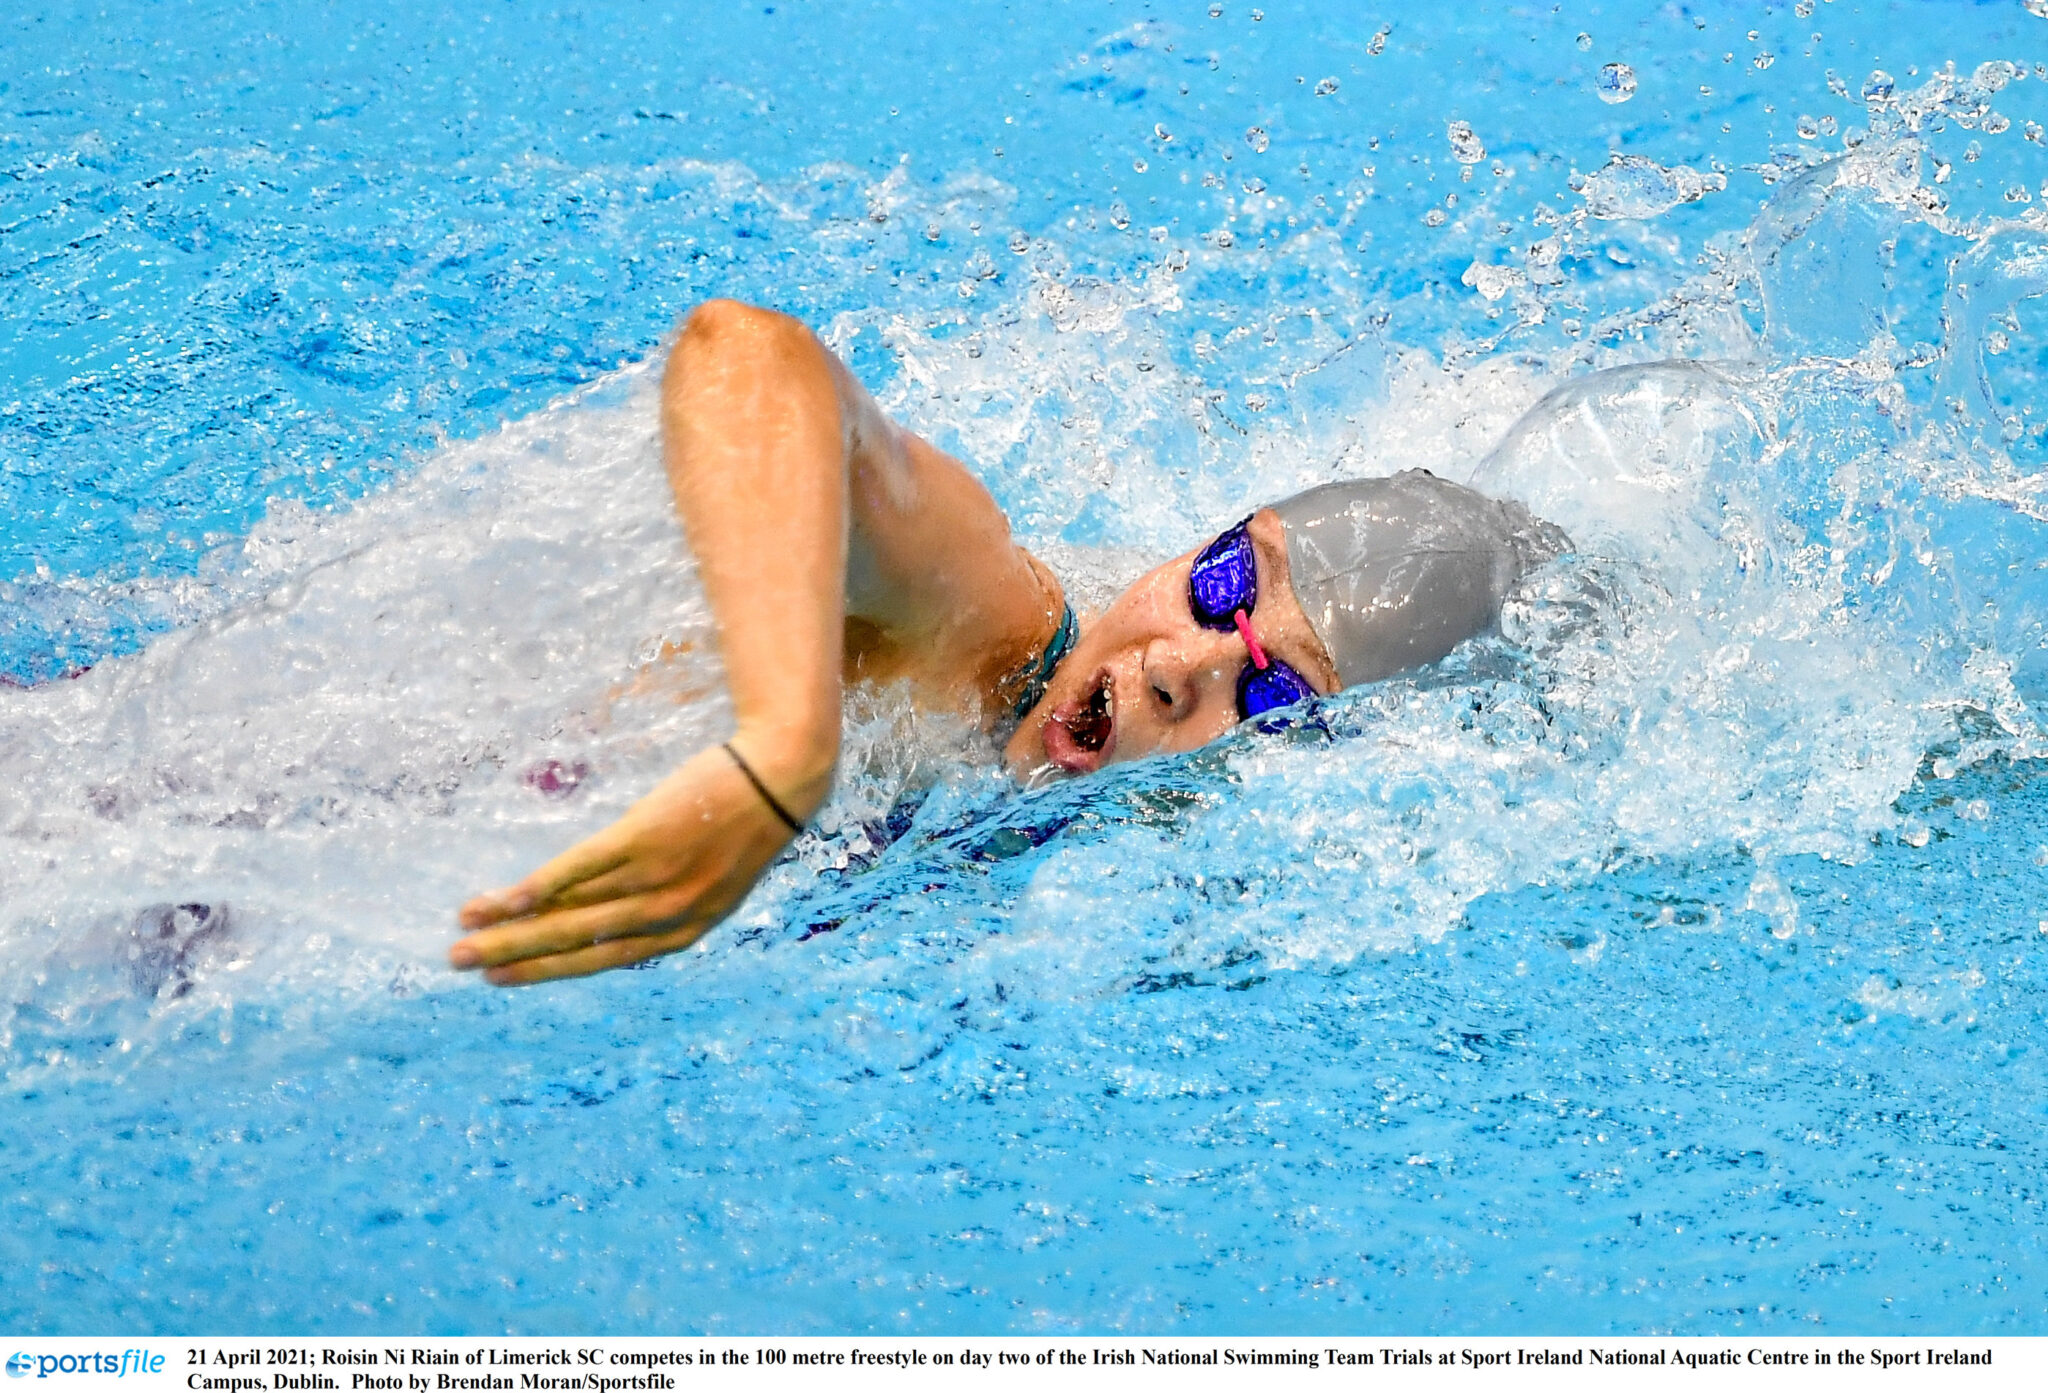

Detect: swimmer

[451,300,1566,985]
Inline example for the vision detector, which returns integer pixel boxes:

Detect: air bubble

[1446,120,1487,164]
[1250,7,1263,18]
[1984,113,2011,135]
[1576,33,1592,50]
[1596,63,1637,104]
[1795,0,1814,15]
[1132,158,1148,172]
[1244,125,1270,153]
[1796,115,1819,139]
[1008,231,1030,253]
[1366,25,1390,56]
[1423,208,1447,227]
[1242,176,1266,193]
[1754,52,1775,70]
[2027,0,2048,17]
[1314,77,1339,96]
[1154,123,1173,142]
[1964,140,1982,163]
[1861,70,1895,104]
[1208,2,1222,14]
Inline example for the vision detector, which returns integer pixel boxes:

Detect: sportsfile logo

[8,1352,165,1379]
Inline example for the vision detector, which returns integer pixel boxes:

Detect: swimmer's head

[1001,470,1568,780]
[1270,470,1570,689]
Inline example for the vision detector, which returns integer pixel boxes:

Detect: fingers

[457,837,633,929]
[530,860,660,913]
[451,891,699,970]
[481,925,711,986]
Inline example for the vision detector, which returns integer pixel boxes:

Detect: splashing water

[7,0,2048,1336]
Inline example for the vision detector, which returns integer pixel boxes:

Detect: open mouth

[1042,669,1116,772]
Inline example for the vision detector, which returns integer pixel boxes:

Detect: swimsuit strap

[1009,598,1078,721]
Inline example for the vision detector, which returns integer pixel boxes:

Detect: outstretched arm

[450,300,1057,985]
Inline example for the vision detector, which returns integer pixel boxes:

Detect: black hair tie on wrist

[721,741,804,835]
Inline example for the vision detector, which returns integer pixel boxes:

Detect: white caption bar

[3,1337,2038,1393]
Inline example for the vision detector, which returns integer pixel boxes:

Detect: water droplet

[1109,201,1130,230]
[1819,115,1837,136]
[1446,119,1487,163]
[1796,115,1818,139]
[1861,69,1895,104]
[923,223,942,242]
[1008,231,1030,253]
[1244,125,1270,153]
[1366,25,1390,56]
[1795,0,1814,16]
[1208,2,1223,14]
[2025,120,2044,144]
[1241,175,1266,193]
[1974,60,2017,92]
[1314,76,1339,96]
[1988,331,2012,354]
[1964,139,1982,163]
[1132,157,1148,173]
[1576,32,1592,50]
[1825,69,1849,98]
[1213,230,1235,248]
[1595,63,1637,104]
[1423,208,1447,227]
[1250,7,1264,19]
[1754,52,1774,70]
[2026,0,2048,17]
[1154,123,1173,142]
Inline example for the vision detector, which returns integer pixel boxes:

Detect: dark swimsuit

[1009,598,1077,721]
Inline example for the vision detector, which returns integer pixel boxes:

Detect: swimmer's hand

[449,737,827,986]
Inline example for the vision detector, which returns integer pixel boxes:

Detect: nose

[1142,631,1240,720]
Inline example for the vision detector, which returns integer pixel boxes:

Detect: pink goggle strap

[1232,609,1269,670]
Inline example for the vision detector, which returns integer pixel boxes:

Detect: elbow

[672,298,803,360]
[665,298,819,396]
[664,299,850,439]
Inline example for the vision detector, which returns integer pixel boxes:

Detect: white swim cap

[1271,470,1570,688]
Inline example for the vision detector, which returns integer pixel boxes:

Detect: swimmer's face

[1003,508,1340,780]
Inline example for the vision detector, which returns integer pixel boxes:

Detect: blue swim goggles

[1187,518,1320,722]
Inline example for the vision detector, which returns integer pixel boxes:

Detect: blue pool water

[7,0,2048,1334]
